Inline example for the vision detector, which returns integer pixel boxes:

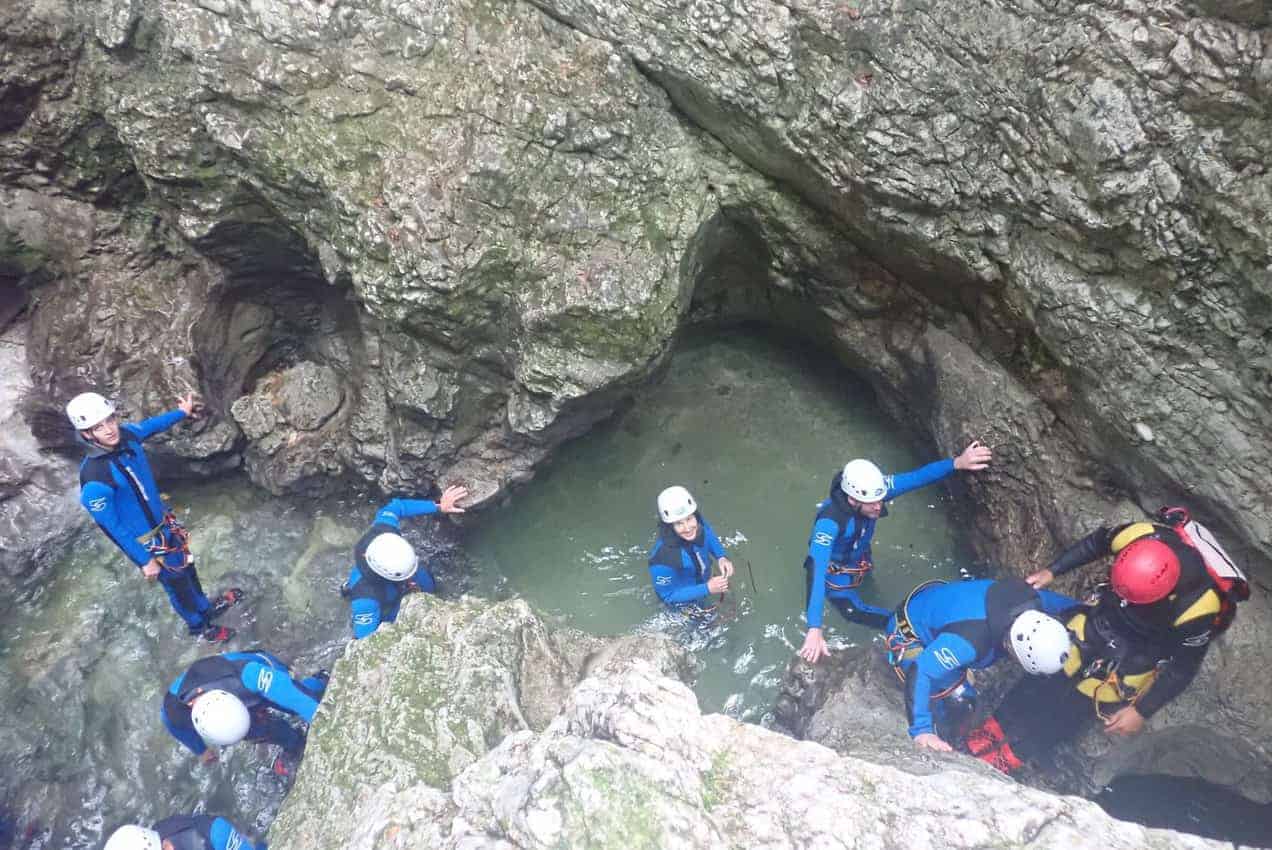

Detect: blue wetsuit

[804,459,957,631]
[78,409,214,632]
[345,499,440,639]
[152,814,265,850]
[647,515,726,610]
[886,578,1077,738]
[162,650,326,756]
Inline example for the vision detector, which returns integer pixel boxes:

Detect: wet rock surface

[0,320,83,601]
[3,0,1272,841]
[269,595,695,850]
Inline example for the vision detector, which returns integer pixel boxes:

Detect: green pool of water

[465,329,971,720]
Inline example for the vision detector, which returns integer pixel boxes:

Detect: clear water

[464,329,971,720]
[1096,775,1272,848]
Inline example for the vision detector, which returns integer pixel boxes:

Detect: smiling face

[84,415,121,448]
[672,514,699,542]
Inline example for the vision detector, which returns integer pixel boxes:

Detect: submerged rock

[271,603,1222,850]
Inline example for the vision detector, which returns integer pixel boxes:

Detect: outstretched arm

[124,409,187,442]
[241,662,321,723]
[886,458,956,499]
[376,486,469,526]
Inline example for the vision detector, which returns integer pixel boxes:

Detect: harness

[141,513,193,573]
[807,489,878,591]
[82,433,193,573]
[886,580,968,700]
[827,557,873,590]
[1062,607,1161,719]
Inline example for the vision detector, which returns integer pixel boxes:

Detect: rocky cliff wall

[268,595,1227,850]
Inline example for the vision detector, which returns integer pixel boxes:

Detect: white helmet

[840,459,887,503]
[365,532,419,581]
[66,392,116,430]
[1009,610,1071,675]
[191,689,251,747]
[103,824,162,850]
[657,486,698,524]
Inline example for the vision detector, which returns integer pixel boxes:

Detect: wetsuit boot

[210,588,246,619]
[201,624,235,643]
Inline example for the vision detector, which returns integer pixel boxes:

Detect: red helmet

[1111,539,1181,604]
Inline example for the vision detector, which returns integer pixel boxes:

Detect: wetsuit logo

[226,833,243,850]
[813,532,833,547]
[655,576,671,586]
[353,613,375,625]
[256,668,274,693]
[933,647,960,671]
[88,496,107,512]
[1182,633,1211,647]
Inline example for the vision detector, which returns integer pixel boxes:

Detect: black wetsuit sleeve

[1048,526,1116,577]
[1134,629,1211,718]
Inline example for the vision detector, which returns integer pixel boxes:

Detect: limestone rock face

[269,595,696,849]
[0,319,81,599]
[6,0,1272,584]
[4,0,1272,809]
[271,627,1223,850]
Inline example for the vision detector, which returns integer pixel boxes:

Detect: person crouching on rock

[343,485,468,639]
[885,577,1076,752]
[798,441,993,663]
[68,391,241,644]
[647,486,734,621]
[161,649,328,777]
[103,814,265,850]
[963,507,1248,773]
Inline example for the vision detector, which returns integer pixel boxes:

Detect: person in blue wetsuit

[103,816,265,850]
[885,577,1076,752]
[647,486,735,616]
[161,650,327,775]
[798,441,993,663]
[344,485,469,639]
[68,391,241,643]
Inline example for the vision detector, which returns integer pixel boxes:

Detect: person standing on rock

[964,506,1249,773]
[343,485,469,639]
[647,486,735,620]
[161,649,328,776]
[103,814,265,850]
[885,577,1076,752]
[68,391,241,643]
[798,441,993,662]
